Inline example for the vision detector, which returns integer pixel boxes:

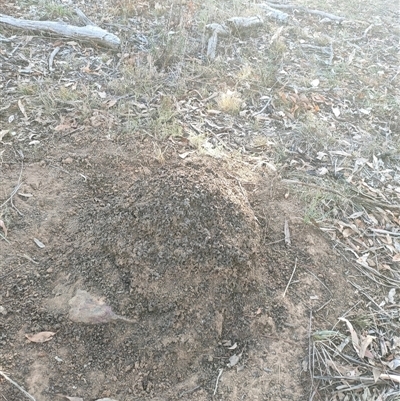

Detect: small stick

[179,385,201,397]
[213,368,223,396]
[304,268,332,295]
[316,298,332,312]
[0,232,10,243]
[284,219,291,246]
[282,257,297,298]
[0,182,23,209]
[308,309,314,400]
[48,46,60,71]
[264,238,285,246]
[0,371,36,401]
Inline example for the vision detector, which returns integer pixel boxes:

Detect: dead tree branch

[0,13,120,49]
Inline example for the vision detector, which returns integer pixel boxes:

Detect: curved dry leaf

[359,335,375,359]
[338,317,360,355]
[0,220,7,237]
[26,331,56,343]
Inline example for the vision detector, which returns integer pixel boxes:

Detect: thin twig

[179,385,201,397]
[0,232,10,243]
[1,161,24,216]
[304,268,332,295]
[282,257,297,298]
[213,368,223,396]
[308,309,314,400]
[264,238,285,246]
[369,228,400,237]
[0,182,23,209]
[316,299,332,312]
[0,371,36,401]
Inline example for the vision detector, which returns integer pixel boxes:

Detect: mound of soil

[97,163,260,273]
[0,153,357,401]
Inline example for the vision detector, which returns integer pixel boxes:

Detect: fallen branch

[265,2,346,22]
[0,13,120,49]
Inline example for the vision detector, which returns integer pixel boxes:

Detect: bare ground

[1,136,360,400]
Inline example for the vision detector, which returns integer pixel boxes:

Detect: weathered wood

[265,2,346,22]
[0,13,120,49]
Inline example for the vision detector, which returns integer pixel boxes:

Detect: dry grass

[216,90,242,114]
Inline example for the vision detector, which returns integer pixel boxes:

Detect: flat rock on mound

[97,163,261,274]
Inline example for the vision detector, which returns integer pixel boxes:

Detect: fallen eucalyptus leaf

[388,288,396,304]
[25,331,56,343]
[69,290,135,324]
[0,220,7,237]
[33,238,45,248]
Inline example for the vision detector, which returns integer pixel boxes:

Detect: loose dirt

[1,139,359,401]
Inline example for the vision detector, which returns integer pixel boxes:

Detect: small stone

[63,157,73,164]
[0,306,7,315]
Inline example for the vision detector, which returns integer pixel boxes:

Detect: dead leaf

[0,220,7,237]
[387,358,400,370]
[106,99,118,108]
[356,253,369,268]
[342,228,355,238]
[228,353,242,367]
[339,317,360,356]
[372,367,382,383]
[326,360,359,376]
[359,335,375,359]
[393,254,400,262]
[33,238,45,248]
[349,211,364,219]
[18,99,28,119]
[387,288,396,303]
[179,151,194,159]
[26,331,56,343]
[0,130,9,141]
